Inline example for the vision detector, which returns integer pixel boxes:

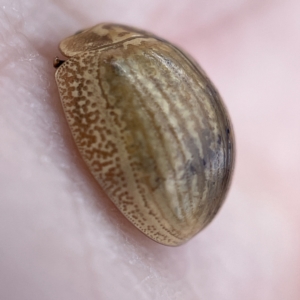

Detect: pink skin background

[0,0,300,299]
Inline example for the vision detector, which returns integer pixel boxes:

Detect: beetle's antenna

[53,57,65,69]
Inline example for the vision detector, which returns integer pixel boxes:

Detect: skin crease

[0,0,300,299]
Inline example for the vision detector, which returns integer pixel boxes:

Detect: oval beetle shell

[54,23,235,246]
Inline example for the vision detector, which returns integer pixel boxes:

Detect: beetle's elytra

[54,23,235,246]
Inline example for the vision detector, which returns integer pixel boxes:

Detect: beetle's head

[59,23,151,57]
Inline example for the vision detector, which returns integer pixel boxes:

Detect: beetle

[54,23,235,246]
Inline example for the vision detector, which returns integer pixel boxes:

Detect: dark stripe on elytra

[124,59,190,230]
[125,50,202,225]
[147,48,213,215]
[122,59,193,239]
[129,71,190,225]
[146,48,210,191]
[143,51,200,219]
[159,46,230,232]
[168,42,232,167]
[161,47,228,213]
[145,45,213,230]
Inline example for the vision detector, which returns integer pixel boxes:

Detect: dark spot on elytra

[95,33,113,44]
[202,159,206,166]
[186,158,202,176]
[118,31,131,37]
[189,164,197,174]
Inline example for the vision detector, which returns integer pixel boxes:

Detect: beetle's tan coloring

[54,23,235,246]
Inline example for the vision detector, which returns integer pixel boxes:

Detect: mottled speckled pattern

[55,23,234,246]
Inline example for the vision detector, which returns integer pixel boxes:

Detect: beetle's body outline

[54,23,235,246]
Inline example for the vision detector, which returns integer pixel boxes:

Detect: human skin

[0,0,300,299]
